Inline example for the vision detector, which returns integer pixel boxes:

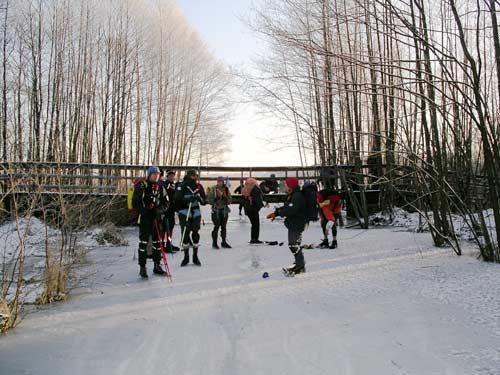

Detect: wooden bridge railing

[0,162,362,195]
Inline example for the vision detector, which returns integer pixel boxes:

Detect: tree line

[0,0,232,167]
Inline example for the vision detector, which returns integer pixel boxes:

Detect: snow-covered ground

[369,207,497,242]
[1,205,500,375]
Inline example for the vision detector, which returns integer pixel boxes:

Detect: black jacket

[174,179,206,218]
[244,185,264,214]
[260,179,279,194]
[275,187,306,232]
[162,180,177,214]
[132,180,169,219]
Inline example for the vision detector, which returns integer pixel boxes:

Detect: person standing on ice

[242,178,264,243]
[317,185,342,249]
[234,179,245,216]
[132,166,170,279]
[174,169,206,266]
[266,177,307,275]
[161,170,180,252]
[207,176,232,249]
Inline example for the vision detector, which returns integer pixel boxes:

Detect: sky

[176,0,303,167]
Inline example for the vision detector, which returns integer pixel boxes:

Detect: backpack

[127,177,147,212]
[302,181,319,223]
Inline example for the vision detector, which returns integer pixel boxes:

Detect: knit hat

[147,165,160,176]
[217,176,225,182]
[285,177,299,190]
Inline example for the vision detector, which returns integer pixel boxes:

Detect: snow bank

[0,217,124,305]
[369,207,497,241]
[0,217,60,264]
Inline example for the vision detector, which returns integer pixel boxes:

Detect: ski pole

[179,201,193,249]
[153,218,172,281]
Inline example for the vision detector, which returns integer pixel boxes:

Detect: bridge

[0,162,386,226]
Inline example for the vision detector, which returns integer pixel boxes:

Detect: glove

[147,203,155,210]
[266,212,276,221]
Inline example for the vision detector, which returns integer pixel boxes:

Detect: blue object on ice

[262,272,269,279]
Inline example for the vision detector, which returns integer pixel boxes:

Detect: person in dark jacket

[267,177,307,275]
[174,169,206,267]
[132,166,170,279]
[260,174,279,194]
[161,170,179,252]
[207,176,232,249]
[234,180,244,216]
[243,178,264,243]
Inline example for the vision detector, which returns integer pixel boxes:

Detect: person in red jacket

[317,186,342,249]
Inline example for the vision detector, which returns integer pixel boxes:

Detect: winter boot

[139,266,148,279]
[329,240,338,249]
[192,247,201,266]
[318,238,329,248]
[293,249,305,274]
[221,239,232,249]
[212,231,219,249]
[285,263,296,273]
[292,264,306,274]
[180,249,189,267]
[153,262,166,275]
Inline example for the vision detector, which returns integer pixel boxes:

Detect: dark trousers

[288,229,305,267]
[179,215,201,248]
[166,211,175,233]
[212,209,229,241]
[162,212,176,249]
[138,216,161,267]
[246,208,260,241]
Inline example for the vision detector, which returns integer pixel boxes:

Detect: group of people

[131,167,205,278]
[131,167,343,278]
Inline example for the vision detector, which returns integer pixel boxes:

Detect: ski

[265,241,284,246]
[300,244,316,250]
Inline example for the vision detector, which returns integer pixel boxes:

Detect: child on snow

[317,185,342,249]
[266,177,307,275]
